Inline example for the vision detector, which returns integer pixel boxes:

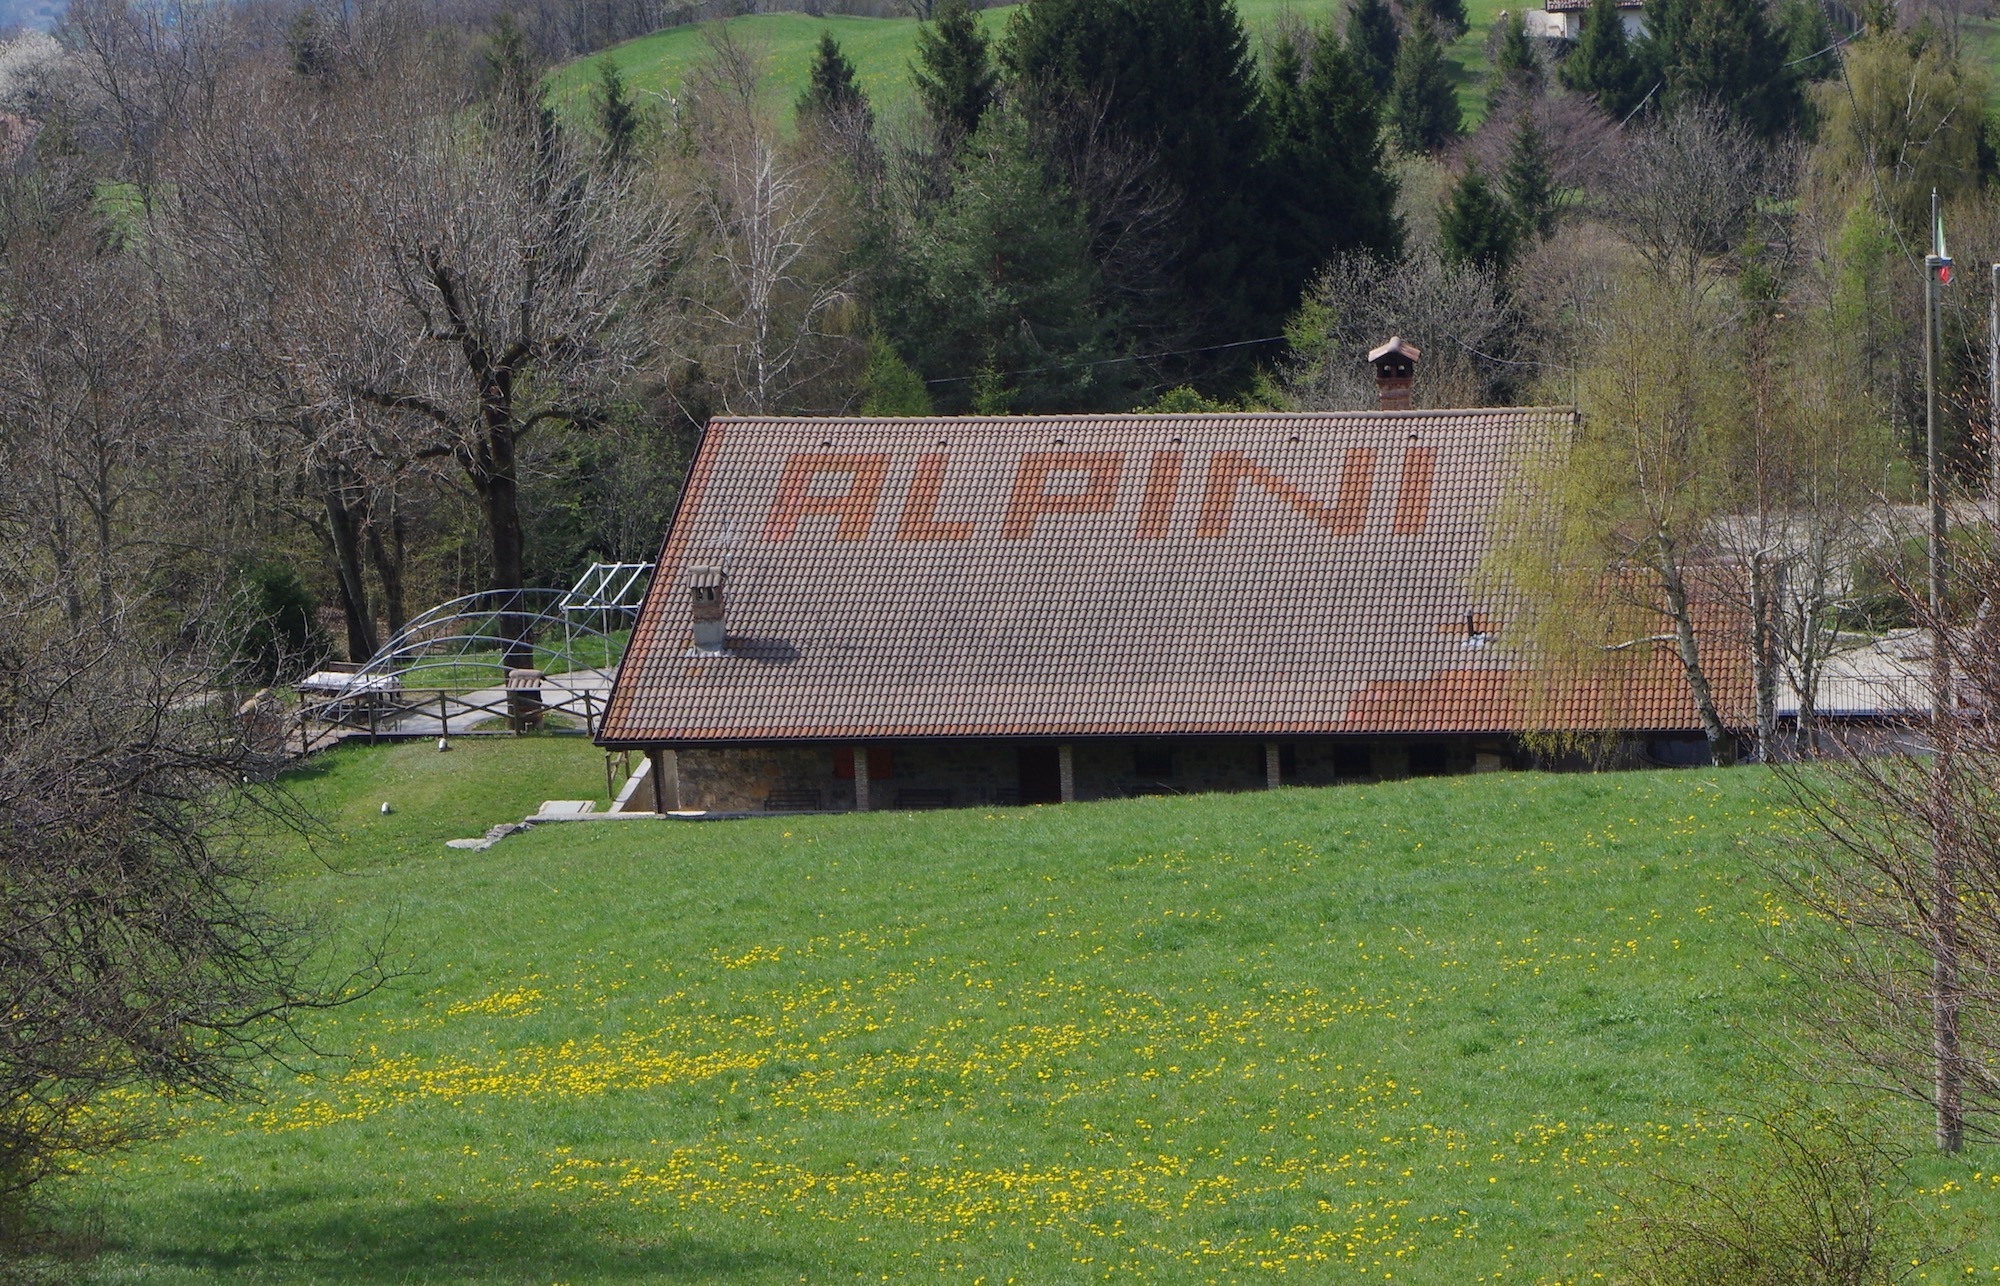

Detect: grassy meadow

[59,739,2000,1283]
[547,0,1512,132]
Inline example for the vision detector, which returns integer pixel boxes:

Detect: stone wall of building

[665,735,1529,813]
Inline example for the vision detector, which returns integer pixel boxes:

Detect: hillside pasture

[547,0,1512,132]
[62,741,2000,1283]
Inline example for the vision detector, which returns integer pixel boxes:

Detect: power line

[1784,26,1861,68]
[922,334,1289,386]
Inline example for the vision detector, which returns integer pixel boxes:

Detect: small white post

[1058,744,1075,803]
[1265,742,1282,790]
[854,746,870,812]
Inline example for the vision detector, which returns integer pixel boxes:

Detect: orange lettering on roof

[1392,446,1437,535]
[1000,452,1124,539]
[895,453,974,542]
[763,454,891,542]
[1135,451,1182,539]
[1195,449,1376,538]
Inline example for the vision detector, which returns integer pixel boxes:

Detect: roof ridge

[708,407,1578,427]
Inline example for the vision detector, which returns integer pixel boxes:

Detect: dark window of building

[1407,743,1449,776]
[1018,746,1062,804]
[1134,744,1174,778]
[1333,743,1373,777]
[833,746,895,779]
[1279,742,1297,778]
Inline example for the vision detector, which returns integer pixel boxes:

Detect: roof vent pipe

[1368,336,1421,411]
[689,566,726,653]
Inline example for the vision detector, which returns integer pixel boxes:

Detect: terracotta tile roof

[598,412,1747,745]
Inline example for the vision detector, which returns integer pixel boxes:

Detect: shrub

[233,562,327,683]
[1596,1098,1949,1285]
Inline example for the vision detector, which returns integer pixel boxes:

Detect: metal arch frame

[292,567,657,746]
[343,583,643,693]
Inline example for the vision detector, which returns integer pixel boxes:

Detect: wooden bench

[762,787,824,812]
[895,787,954,810]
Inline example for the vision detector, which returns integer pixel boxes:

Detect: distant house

[1524,0,1647,41]
[597,347,1749,815]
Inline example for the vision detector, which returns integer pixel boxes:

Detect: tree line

[1,0,1952,669]
[0,0,1409,671]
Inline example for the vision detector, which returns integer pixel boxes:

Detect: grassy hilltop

[547,0,1509,130]
[60,739,2000,1283]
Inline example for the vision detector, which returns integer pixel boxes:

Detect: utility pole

[1925,188,1964,1152]
[1990,261,1999,504]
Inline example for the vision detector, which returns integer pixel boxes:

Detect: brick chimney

[1368,336,1421,411]
[689,565,726,653]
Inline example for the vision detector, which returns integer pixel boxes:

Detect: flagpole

[1925,187,1964,1153]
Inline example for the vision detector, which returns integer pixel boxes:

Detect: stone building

[598,356,1746,813]
[1525,0,1646,41]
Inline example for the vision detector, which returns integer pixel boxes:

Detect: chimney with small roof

[1368,336,1421,411]
[689,565,726,652]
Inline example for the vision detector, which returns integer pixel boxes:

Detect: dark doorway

[1408,743,1449,776]
[1018,746,1062,804]
[1133,743,1174,779]
[1333,743,1374,778]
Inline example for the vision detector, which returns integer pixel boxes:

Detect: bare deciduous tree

[1774,565,2000,1147]
[0,585,377,1250]
[1607,106,1771,289]
[671,29,863,416]
[1281,246,1514,409]
[0,226,186,628]
[1016,82,1186,354]
[157,40,680,661]
[161,52,437,661]
[348,79,679,655]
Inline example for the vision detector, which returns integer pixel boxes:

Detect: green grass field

[549,0,1512,133]
[57,741,2000,1283]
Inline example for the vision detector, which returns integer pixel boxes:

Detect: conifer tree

[881,109,1123,413]
[1559,0,1644,119]
[593,57,639,168]
[1502,109,1558,238]
[1778,0,1835,82]
[1493,9,1538,97]
[1389,22,1461,153]
[482,13,548,138]
[1639,0,1801,136]
[1345,0,1399,96]
[481,13,557,147]
[1439,166,1517,271]
[797,31,874,131]
[859,333,935,415]
[1264,25,1402,302]
[1407,0,1468,39]
[286,7,333,79]
[913,0,997,137]
[1001,0,1275,360]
